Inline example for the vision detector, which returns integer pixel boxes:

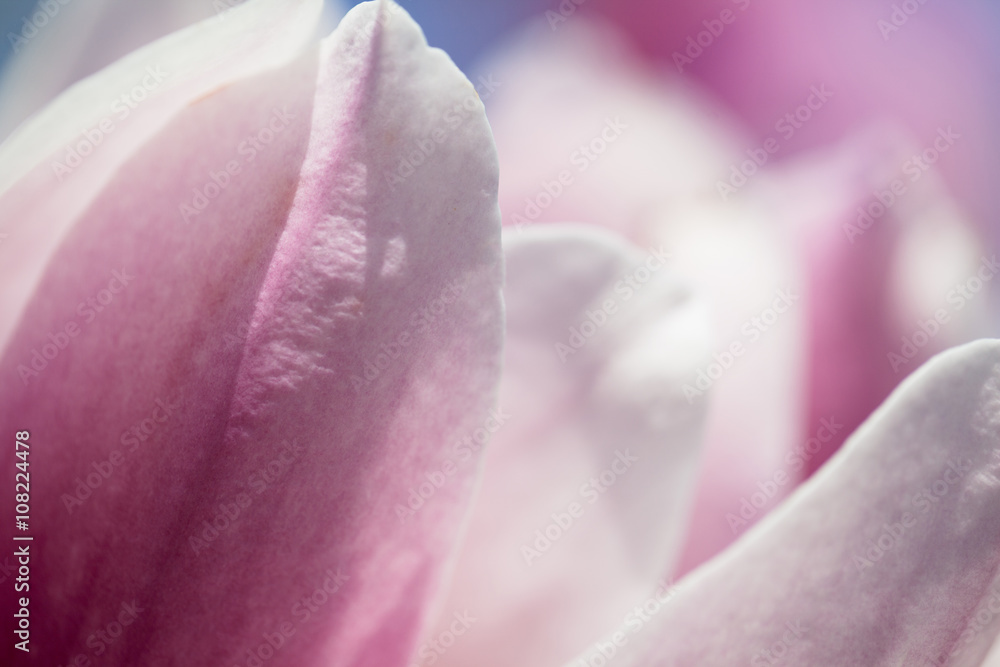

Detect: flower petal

[0,2,502,665]
[577,339,1000,667]
[480,17,741,240]
[479,17,811,576]
[797,130,993,476]
[425,224,710,667]
[0,0,218,139]
[0,0,323,357]
[659,198,807,576]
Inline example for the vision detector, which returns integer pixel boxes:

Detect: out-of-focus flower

[4,1,1000,666]
[583,0,1000,474]
[425,225,713,667]
[0,0,346,138]
[421,221,1000,665]
[566,338,1000,666]
[467,15,992,577]
[0,1,504,664]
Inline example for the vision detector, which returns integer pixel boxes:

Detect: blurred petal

[589,0,1000,227]
[580,339,1000,667]
[0,0,347,139]
[0,0,213,138]
[0,0,323,356]
[660,197,806,575]
[983,635,1000,666]
[0,2,503,666]
[426,224,710,667]
[481,16,812,576]
[674,128,991,572]
[760,129,995,475]
[481,18,741,240]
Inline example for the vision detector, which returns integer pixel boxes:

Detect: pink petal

[0,0,324,357]
[663,203,807,575]
[481,18,741,240]
[575,339,1000,666]
[983,636,1000,666]
[777,130,993,476]
[424,224,710,667]
[0,0,347,139]
[480,19,814,575]
[0,2,503,666]
[676,130,991,573]
[0,0,219,138]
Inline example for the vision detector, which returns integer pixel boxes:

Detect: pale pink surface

[587,0,1000,479]
[572,339,1000,667]
[691,0,997,225]
[481,20,808,574]
[0,2,503,666]
[427,225,710,667]
[1,1,997,665]
[0,0,324,355]
[0,0,236,138]
[767,131,995,477]
[662,205,805,575]
[482,16,995,577]
[589,0,994,207]
[482,19,740,240]
[676,134,992,570]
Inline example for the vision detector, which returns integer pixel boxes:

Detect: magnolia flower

[470,11,992,570]
[558,339,1000,667]
[0,1,504,664]
[411,12,998,667]
[3,2,1000,667]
